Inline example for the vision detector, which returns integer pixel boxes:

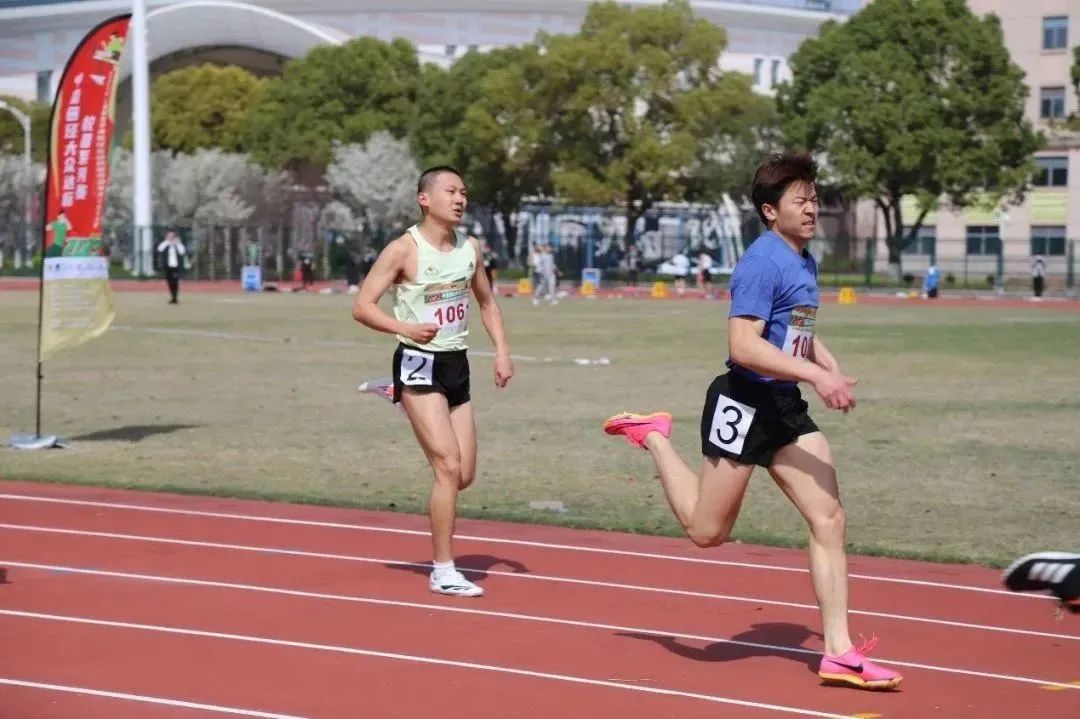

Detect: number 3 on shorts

[708,393,756,455]
[400,349,435,386]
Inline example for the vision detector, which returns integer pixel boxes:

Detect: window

[444,44,457,57]
[1041,87,1066,119]
[770,59,781,87]
[1031,226,1066,256]
[1034,157,1069,187]
[966,226,1001,255]
[902,225,936,255]
[1043,16,1068,50]
[753,58,763,86]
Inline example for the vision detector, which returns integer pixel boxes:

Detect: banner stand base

[8,433,68,451]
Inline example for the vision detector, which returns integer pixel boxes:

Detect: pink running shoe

[602,412,672,449]
[818,636,903,691]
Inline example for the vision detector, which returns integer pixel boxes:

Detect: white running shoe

[429,569,484,597]
[357,377,407,416]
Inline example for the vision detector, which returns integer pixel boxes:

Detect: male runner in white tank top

[353,166,514,597]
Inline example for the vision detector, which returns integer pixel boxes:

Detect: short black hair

[417,165,463,194]
[751,153,818,226]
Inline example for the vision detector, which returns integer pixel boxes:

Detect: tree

[410,51,511,172]
[0,153,45,259]
[684,97,781,205]
[1072,46,1079,108]
[538,0,769,246]
[105,147,175,229]
[456,45,555,260]
[777,0,1042,276]
[244,38,420,169]
[407,48,554,260]
[0,95,52,163]
[150,64,267,153]
[1070,45,1080,128]
[324,131,420,233]
[107,148,288,228]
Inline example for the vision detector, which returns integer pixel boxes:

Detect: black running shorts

[392,343,471,408]
[700,371,819,467]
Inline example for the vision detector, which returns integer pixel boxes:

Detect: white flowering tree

[0,154,45,265]
[325,131,419,236]
[106,148,289,275]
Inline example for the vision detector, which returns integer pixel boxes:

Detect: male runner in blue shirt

[604,153,902,691]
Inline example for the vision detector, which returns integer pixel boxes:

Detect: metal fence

[845,237,1077,293]
[2,220,1076,296]
[0,221,384,283]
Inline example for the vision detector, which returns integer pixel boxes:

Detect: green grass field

[1,289,1077,567]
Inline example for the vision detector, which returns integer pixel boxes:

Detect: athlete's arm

[470,239,513,387]
[728,317,855,411]
[809,335,841,375]
[352,237,437,345]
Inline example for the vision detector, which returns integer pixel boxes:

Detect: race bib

[400,348,434,386]
[424,280,470,335]
[707,393,756,455]
[781,306,817,360]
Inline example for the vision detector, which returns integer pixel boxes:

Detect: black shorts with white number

[700,371,819,468]
[392,343,471,408]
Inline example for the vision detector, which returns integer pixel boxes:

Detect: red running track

[0,480,1077,718]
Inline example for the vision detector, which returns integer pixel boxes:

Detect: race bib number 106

[429,301,467,329]
[781,306,816,360]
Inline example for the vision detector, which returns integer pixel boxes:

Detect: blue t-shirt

[726,231,819,385]
[923,266,939,291]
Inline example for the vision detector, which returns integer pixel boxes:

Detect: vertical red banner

[39,14,130,360]
[44,14,130,258]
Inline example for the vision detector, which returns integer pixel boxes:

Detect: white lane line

[1,523,1074,643]
[0,492,1038,599]
[4,560,1076,691]
[0,609,855,719]
[0,677,306,718]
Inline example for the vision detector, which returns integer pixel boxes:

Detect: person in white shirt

[156,230,186,304]
[697,251,714,298]
[1031,254,1046,299]
[541,244,559,305]
[671,251,690,295]
[532,244,558,305]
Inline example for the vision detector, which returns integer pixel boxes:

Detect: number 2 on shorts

[708,393,756,455]
[401,349,435,386]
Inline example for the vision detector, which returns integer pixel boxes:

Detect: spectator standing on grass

[626,244,640,289]
[156,229,186,305]
[481,240,498,291]
[671,250,689,295]
[298,246,315,290]
[1032,254,1046,299]
[922,264,939,299]
[697,250,714,298]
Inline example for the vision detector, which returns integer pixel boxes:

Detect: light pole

[0,98,32,268]
[132,0,153,276]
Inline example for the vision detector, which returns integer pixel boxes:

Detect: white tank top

[392,224,477,352]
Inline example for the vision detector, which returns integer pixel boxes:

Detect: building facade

[0,0,861,101]
[870,0,1078,285]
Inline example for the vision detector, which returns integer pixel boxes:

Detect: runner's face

[766,180,818,243]
[419,172,467,224]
